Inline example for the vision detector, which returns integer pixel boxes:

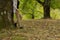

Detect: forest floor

[0,19,60,40]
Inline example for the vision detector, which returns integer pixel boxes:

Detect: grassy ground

[0,19,60,40]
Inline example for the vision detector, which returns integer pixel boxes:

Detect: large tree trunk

[43,0,51,19]
[0,0,14,28]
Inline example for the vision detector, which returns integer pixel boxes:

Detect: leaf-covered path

[0,19,60,40]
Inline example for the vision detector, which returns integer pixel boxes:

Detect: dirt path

[0,19,60,40]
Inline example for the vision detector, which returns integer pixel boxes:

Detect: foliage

[51,0,60,9]
[51,9,60,19]
[18,0,60,19]
[19,0,44,19]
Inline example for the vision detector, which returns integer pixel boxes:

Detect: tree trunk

[43,0,51,19]
[0,0,14,28]
[31,14,34,19]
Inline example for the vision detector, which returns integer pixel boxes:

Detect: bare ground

[0,19,60,40]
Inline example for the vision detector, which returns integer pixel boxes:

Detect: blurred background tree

[19,0,60,19]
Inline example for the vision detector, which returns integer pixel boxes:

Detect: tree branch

[36,0,44,6]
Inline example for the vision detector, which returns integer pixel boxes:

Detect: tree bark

[0,0,14,28]
[43,0,51,19]
[36,0,51,19]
